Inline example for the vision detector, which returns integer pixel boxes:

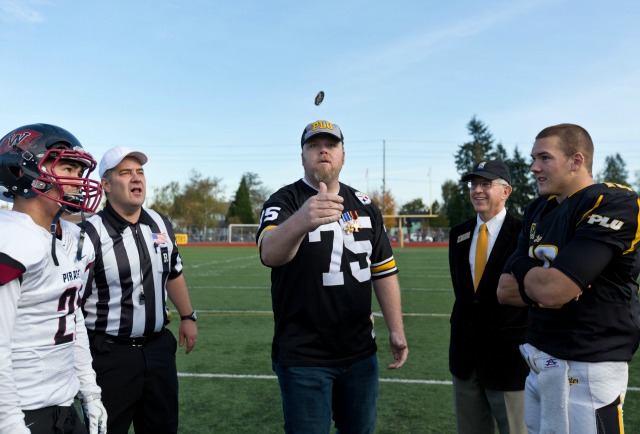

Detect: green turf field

[164,246,640,433]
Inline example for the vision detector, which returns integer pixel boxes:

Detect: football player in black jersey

[497,123,640,433]
[257,120,408,434]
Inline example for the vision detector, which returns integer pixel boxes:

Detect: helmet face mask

[35,147,103,213]
[0,124,103,213]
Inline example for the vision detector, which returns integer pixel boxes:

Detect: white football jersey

[0,210,100,432]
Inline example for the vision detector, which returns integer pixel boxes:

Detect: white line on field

[180,310,450,318]
[187,286,452,291]
[399,312,450,317]
[186,255,258,269]
[402,287,452,291]
[194,309,272,315]
[372,312,450,318]
[189,285,268,290]
[177,372,451,385]
[176,373,640,391]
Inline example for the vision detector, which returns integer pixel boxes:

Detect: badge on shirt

[457,232,471,243]
[342,211,361,235]
[355,191,371,205]
[152,233,170,245]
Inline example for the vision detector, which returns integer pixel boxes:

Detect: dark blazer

[448,212,529,390]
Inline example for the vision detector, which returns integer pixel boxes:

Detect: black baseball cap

[300,120,344,147]
[461,159,511,185]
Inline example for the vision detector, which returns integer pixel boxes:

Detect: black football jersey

[257,179,398,366]
[512,183,640,362]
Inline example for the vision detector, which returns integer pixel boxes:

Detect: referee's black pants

[88,327,178,434]
[23,405,86,434]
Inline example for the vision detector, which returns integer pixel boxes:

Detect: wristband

[511,256,539,305]
[181,311,198,322]
[518,281,537,306]
[502,253,516,274]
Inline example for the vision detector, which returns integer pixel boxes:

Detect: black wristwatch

[180,311,197,322]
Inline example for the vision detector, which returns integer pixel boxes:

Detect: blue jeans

[273,354,379,434]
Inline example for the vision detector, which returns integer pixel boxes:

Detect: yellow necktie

[474,223,488,291]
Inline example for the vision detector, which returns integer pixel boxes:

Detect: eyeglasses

[466,181,507,190]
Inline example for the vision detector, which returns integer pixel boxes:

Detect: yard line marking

[176,373,640,390]
[176,373,451,385]
[189,285,269,290]
[193,310,273,316]
[402,287,452,291]
[381,379,452,385]
[179,373,277,380]
[186,255,258,269]
[186,286,452,292]
[401,313,450,318]
[372,312,450,318]
[172,310,450,318]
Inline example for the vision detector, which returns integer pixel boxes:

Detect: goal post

[382,214,442,247]
[227,223,260,243]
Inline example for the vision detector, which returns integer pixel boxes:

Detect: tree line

[439,116,634,227]
[148,117,636,233]
[149,171,269,235]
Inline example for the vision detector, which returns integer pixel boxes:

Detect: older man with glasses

[448,159,529,434]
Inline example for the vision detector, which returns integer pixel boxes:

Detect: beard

[312,164,339,185]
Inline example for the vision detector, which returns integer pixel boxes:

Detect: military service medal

[342,211,361,234]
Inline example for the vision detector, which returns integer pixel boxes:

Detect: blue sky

[1,0,639,208]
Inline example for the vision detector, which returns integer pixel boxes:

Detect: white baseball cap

[99,146,148,178]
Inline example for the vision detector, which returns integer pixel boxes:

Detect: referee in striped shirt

[81,146,198,434]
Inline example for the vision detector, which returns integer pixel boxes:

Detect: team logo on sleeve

[355,191,371,205]
[586,214,624,230]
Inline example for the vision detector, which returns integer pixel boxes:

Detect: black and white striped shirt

[81,201,183,338]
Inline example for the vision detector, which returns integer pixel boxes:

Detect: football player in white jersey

[0,124,108,434]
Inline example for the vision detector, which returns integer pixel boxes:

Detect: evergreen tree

[505,146,536,218]
[454,116,499,175]
[428,200,449,228]
[495,143,509,162]
[399,198,427,215]
[445,116,536,225]
[447,116,501,225]
[227,175,256,224]
[442,179,471,227]
[399,198,428,239]
[596,153,629,185]
[242,172,270,220]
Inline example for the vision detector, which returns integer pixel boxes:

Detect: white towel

[520,343,570,434]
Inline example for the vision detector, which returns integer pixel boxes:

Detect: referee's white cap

[99,146,148,178]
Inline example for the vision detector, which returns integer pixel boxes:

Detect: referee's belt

[103,329,164,347]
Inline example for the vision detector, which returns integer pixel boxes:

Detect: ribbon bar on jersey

[341,211,361,234]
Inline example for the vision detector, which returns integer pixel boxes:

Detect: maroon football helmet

[0,123,102,213]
